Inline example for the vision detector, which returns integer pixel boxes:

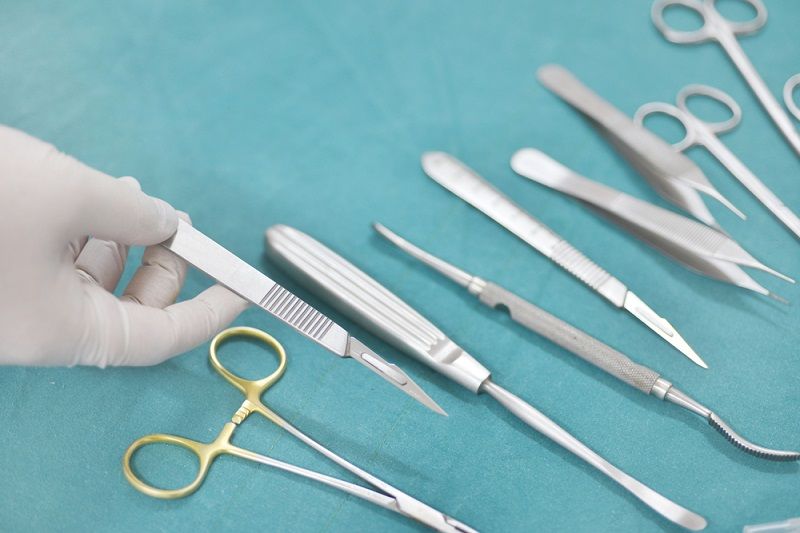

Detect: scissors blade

[163,220,445,415]
[392,493,480,533]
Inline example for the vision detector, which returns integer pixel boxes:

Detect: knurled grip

[479,282,660,394]
[549,240,613,291]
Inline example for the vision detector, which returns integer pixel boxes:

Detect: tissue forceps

[652,0,800,157]
[373,222,800,462]
[422,151,706,368]
[510,148,794,300]
[123,327,476,533]
[161,219,444,415]
[635,84,800,240]
[537,64,743,230]
[265,225,707,531]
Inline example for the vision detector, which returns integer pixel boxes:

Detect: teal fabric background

[1,1,798,531]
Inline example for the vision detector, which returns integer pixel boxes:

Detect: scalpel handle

[423,151,628,308]
[479,282,661,394]
[265,225,491,393]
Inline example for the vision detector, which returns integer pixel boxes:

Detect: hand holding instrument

[123,327,473,532]
[421,151,706,367]
[510,148,794,300]
[652,0,800,157]
[635,84,800,240]
[373,222,800,461]
[265,224,708,531]
[537,64,742,230]
[161,219,444,414]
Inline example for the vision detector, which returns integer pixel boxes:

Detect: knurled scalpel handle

[479,282,661,394]
[265,225,492,393]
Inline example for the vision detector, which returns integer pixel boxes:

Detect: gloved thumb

[75,173,178,246]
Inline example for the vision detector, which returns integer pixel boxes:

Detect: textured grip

[549,240,613,291]
[265,225,492,392]
[479,282,660,394]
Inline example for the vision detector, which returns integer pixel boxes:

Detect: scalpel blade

[622,291,707,369]
[162,219,445,415]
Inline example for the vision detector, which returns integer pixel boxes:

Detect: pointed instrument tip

[347,336,447,416]
[767,291,791,306]
[622,291,708,368]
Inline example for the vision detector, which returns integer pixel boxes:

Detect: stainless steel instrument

[265,224,708,531]
[373,222,800,462]
[161,219,445,415]
[421,150,707,367]
[510,148,794,300]
[652,0,800,158]
[634,84,800,241]
[537,63,742,230]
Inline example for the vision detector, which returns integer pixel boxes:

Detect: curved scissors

[123,327,476,533]
[652,0,800,157]
[635,84,800,240]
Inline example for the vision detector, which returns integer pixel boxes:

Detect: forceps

[265,225,707,531]
[511,148,794,300]
[538,64,743,230]
[373,222,800,461]
[422,151,706,368]
[635,84,800,240]
[123,327,475,533]
[652,0,800,157]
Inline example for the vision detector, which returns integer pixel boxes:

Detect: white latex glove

[0,125,249,366]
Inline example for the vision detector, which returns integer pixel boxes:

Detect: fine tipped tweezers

[421,151,707,368]
[265,224,707,531]
[537,64,743,230]
[510,148,794,301]
[162,219,445,415]
[373,222,800,462]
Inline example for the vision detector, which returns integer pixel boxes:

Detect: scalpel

[373,222,799,462]
[161,219,445,415]
[421,151,706,368]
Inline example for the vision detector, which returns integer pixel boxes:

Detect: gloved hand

[0,125,249,366]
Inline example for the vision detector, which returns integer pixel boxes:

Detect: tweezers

[372,222,800,462]
[510,148,794,301]
[537,64,744,230]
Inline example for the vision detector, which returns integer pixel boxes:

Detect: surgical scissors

[122,327,476,533]
[652,0,800,157]
[635,84,800,240]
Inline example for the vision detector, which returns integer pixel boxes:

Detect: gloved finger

[74,238,129,292]
[68,235,88,261]
[121,211,191,308]
[76,284,249,367]
[75,172,178,246]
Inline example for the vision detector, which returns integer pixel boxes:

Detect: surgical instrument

[421,151,707,368]
[373,222,800,461]
[537,64,742,230]
[511,148,794,300]
[161,219,444,414]
[785,74,800,122]
[635,84,800,240]
[265,224,708,531]
[652,0,800,158]
[123,327,475,532]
